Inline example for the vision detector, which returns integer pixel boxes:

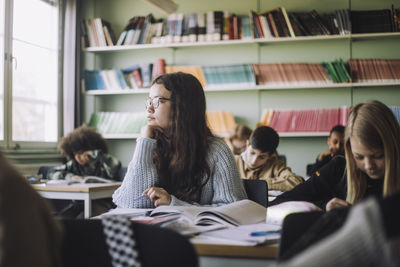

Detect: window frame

[0,0,63,152]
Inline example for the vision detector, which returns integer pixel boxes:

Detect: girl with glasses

[113,72,247,208]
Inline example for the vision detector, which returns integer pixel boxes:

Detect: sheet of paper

[200,223,281,246]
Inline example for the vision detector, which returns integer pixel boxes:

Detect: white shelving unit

[85,81,400,95]
[82,32,400,53]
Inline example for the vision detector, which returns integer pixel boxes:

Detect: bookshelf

[80,0,400,177]
[85,81,400,95]
[82,32,400,53]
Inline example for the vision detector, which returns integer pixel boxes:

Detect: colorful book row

[81,6,400,48]
[260,107,349,133]
[88,112,147,135]
[84,59,400,91]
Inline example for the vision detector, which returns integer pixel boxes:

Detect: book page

[149,205,210,223]
[82,176,114,183]
[201,223,281,246]
[196,199,267,226]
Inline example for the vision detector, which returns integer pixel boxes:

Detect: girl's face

[74,150,93,166]
[232,138,247,155]
[146,83,172,129]
[350,137,385,179]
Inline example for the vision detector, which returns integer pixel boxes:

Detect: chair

[116,166,128,181]
[278,211,324,260]
[242,179,268,207]
[60,219,199,267]
[38,165,55,179]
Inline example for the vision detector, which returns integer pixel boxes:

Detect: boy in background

[235,126,303,192]
[306,125,345,176]
[47,125,121,218]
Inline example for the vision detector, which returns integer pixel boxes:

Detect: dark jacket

[306,154,334,177]
[270,156,383,210]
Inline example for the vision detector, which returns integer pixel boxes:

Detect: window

[1,0,61,150]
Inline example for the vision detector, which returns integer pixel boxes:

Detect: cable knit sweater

[113,136,247,208]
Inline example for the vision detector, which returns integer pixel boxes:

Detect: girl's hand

[326,197,351,211]
[140,125,164,139]
[143,187,171,207]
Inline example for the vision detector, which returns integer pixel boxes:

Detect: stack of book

[83,58,398,91]
[351,7,399,33]
[88,112,147,135]
[81,18,116,47]
[348,59,400,82]
[82,6,400,48]
[83,59,165,90]
[165,65,206,87]
[202,64,256,87]
[260,106,349,133]
[252,63,332,85]
[250,7,295,38]
[322,59,351,83]
[206,111,236,136]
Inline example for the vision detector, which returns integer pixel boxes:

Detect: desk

[32,183,121,218]
[192,235,278,266]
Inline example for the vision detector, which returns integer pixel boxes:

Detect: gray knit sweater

[274,197,400,267]
[113,136,247,208]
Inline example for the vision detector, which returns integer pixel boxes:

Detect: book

[149,199,267,227]
[266,201,321,226]
[46,176,116,186]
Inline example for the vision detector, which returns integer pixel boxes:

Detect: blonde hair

[345,100,400,204]
[229,124,252,142]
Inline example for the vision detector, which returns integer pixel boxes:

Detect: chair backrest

[117,166,128,181]
[60,219,199,267]
[242,179,268,207]
[278,211,324,260]
[37,165,55,179]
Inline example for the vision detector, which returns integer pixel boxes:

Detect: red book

[132,69,143,88]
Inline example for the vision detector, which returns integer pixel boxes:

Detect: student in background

[270,100,400,211]
[235,126,303,192]
[0,152,61,267]
[113,72,247,208]
[48,125,121,217]
[306,125,345,176]
[47,125,121,181]
[225,124,253,155]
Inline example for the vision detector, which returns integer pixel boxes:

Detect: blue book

[84,70,104,90]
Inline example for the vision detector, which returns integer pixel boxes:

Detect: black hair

[249,126,279,153]
[58,125,108,160]
[330,125,345,136]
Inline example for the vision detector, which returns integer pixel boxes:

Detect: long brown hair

[345,100,400,204]
[152,72,213,203]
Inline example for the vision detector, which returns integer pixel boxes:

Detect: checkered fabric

[101,216,141,267]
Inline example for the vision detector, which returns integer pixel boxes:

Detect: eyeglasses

[145,97,171,109]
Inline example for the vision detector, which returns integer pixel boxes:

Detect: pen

[250,230,280,237]
[133,194,147,202]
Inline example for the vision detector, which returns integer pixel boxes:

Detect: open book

[149,199,267,227]
[46,176,115,185]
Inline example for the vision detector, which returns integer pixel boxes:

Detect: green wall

[80,0,400,177]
